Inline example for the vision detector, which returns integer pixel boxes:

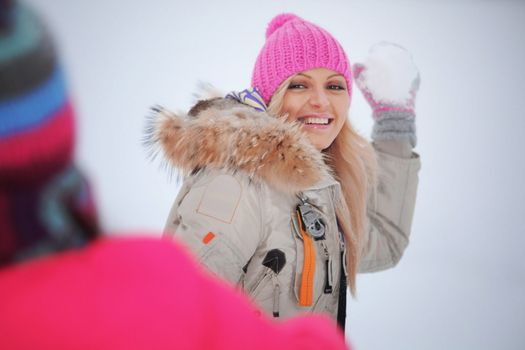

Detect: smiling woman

[153,13,421,331]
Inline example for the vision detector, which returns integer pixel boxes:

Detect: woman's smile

[297,114,334,129]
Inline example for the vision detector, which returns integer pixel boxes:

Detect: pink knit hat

[251,13,352,104]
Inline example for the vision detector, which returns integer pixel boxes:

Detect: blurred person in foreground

[0,2,349,349]
[0,0,98,265]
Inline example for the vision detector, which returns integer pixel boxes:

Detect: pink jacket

[0,237,349,350]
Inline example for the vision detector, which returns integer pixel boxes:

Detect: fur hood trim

[145,98,333,195]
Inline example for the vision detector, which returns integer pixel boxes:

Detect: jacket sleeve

[164,170,263,284]
[358,147,421,272]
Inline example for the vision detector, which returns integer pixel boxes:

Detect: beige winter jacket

[153,98,420,321]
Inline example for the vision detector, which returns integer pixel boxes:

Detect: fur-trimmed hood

[145,98,333,194]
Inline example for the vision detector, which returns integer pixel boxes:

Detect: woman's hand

[353,42,420,148]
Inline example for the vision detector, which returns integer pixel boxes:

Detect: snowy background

[26,0,525,349]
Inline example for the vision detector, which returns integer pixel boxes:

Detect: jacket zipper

[321,241,333,294]
[296,208,316,307]
[340,233,348,277]
[272,275,280,317]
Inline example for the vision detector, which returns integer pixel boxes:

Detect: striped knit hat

[0,3,74,185]
[0,2,98,265]
[251,13,352,104]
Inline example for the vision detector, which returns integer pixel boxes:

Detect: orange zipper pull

[296,207,316,307]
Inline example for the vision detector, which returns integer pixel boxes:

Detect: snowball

[359,42,419,104]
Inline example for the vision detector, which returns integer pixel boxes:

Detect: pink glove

[353,42,420,147]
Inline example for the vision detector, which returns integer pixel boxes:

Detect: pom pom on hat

[265,13,298,38]
[252,13,352,104]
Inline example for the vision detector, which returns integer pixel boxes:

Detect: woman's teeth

[301,117,330,125]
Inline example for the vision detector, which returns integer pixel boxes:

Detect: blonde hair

[268,76,377,295]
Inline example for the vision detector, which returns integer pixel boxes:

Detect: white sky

[26,1,525,349]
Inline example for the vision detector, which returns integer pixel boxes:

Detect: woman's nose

[308,88,329,109]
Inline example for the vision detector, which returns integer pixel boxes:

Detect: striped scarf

[225,87,267,112]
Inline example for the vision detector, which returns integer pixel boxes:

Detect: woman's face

[281,68,349,150]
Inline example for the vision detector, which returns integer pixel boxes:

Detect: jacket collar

[148,98,336,196]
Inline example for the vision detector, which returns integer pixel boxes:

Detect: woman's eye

[327,84,346,91]
[288,83,306,89]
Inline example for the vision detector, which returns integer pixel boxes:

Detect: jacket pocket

[246,268,274,302]
[198,232,246,284]
[245,267,283,317]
